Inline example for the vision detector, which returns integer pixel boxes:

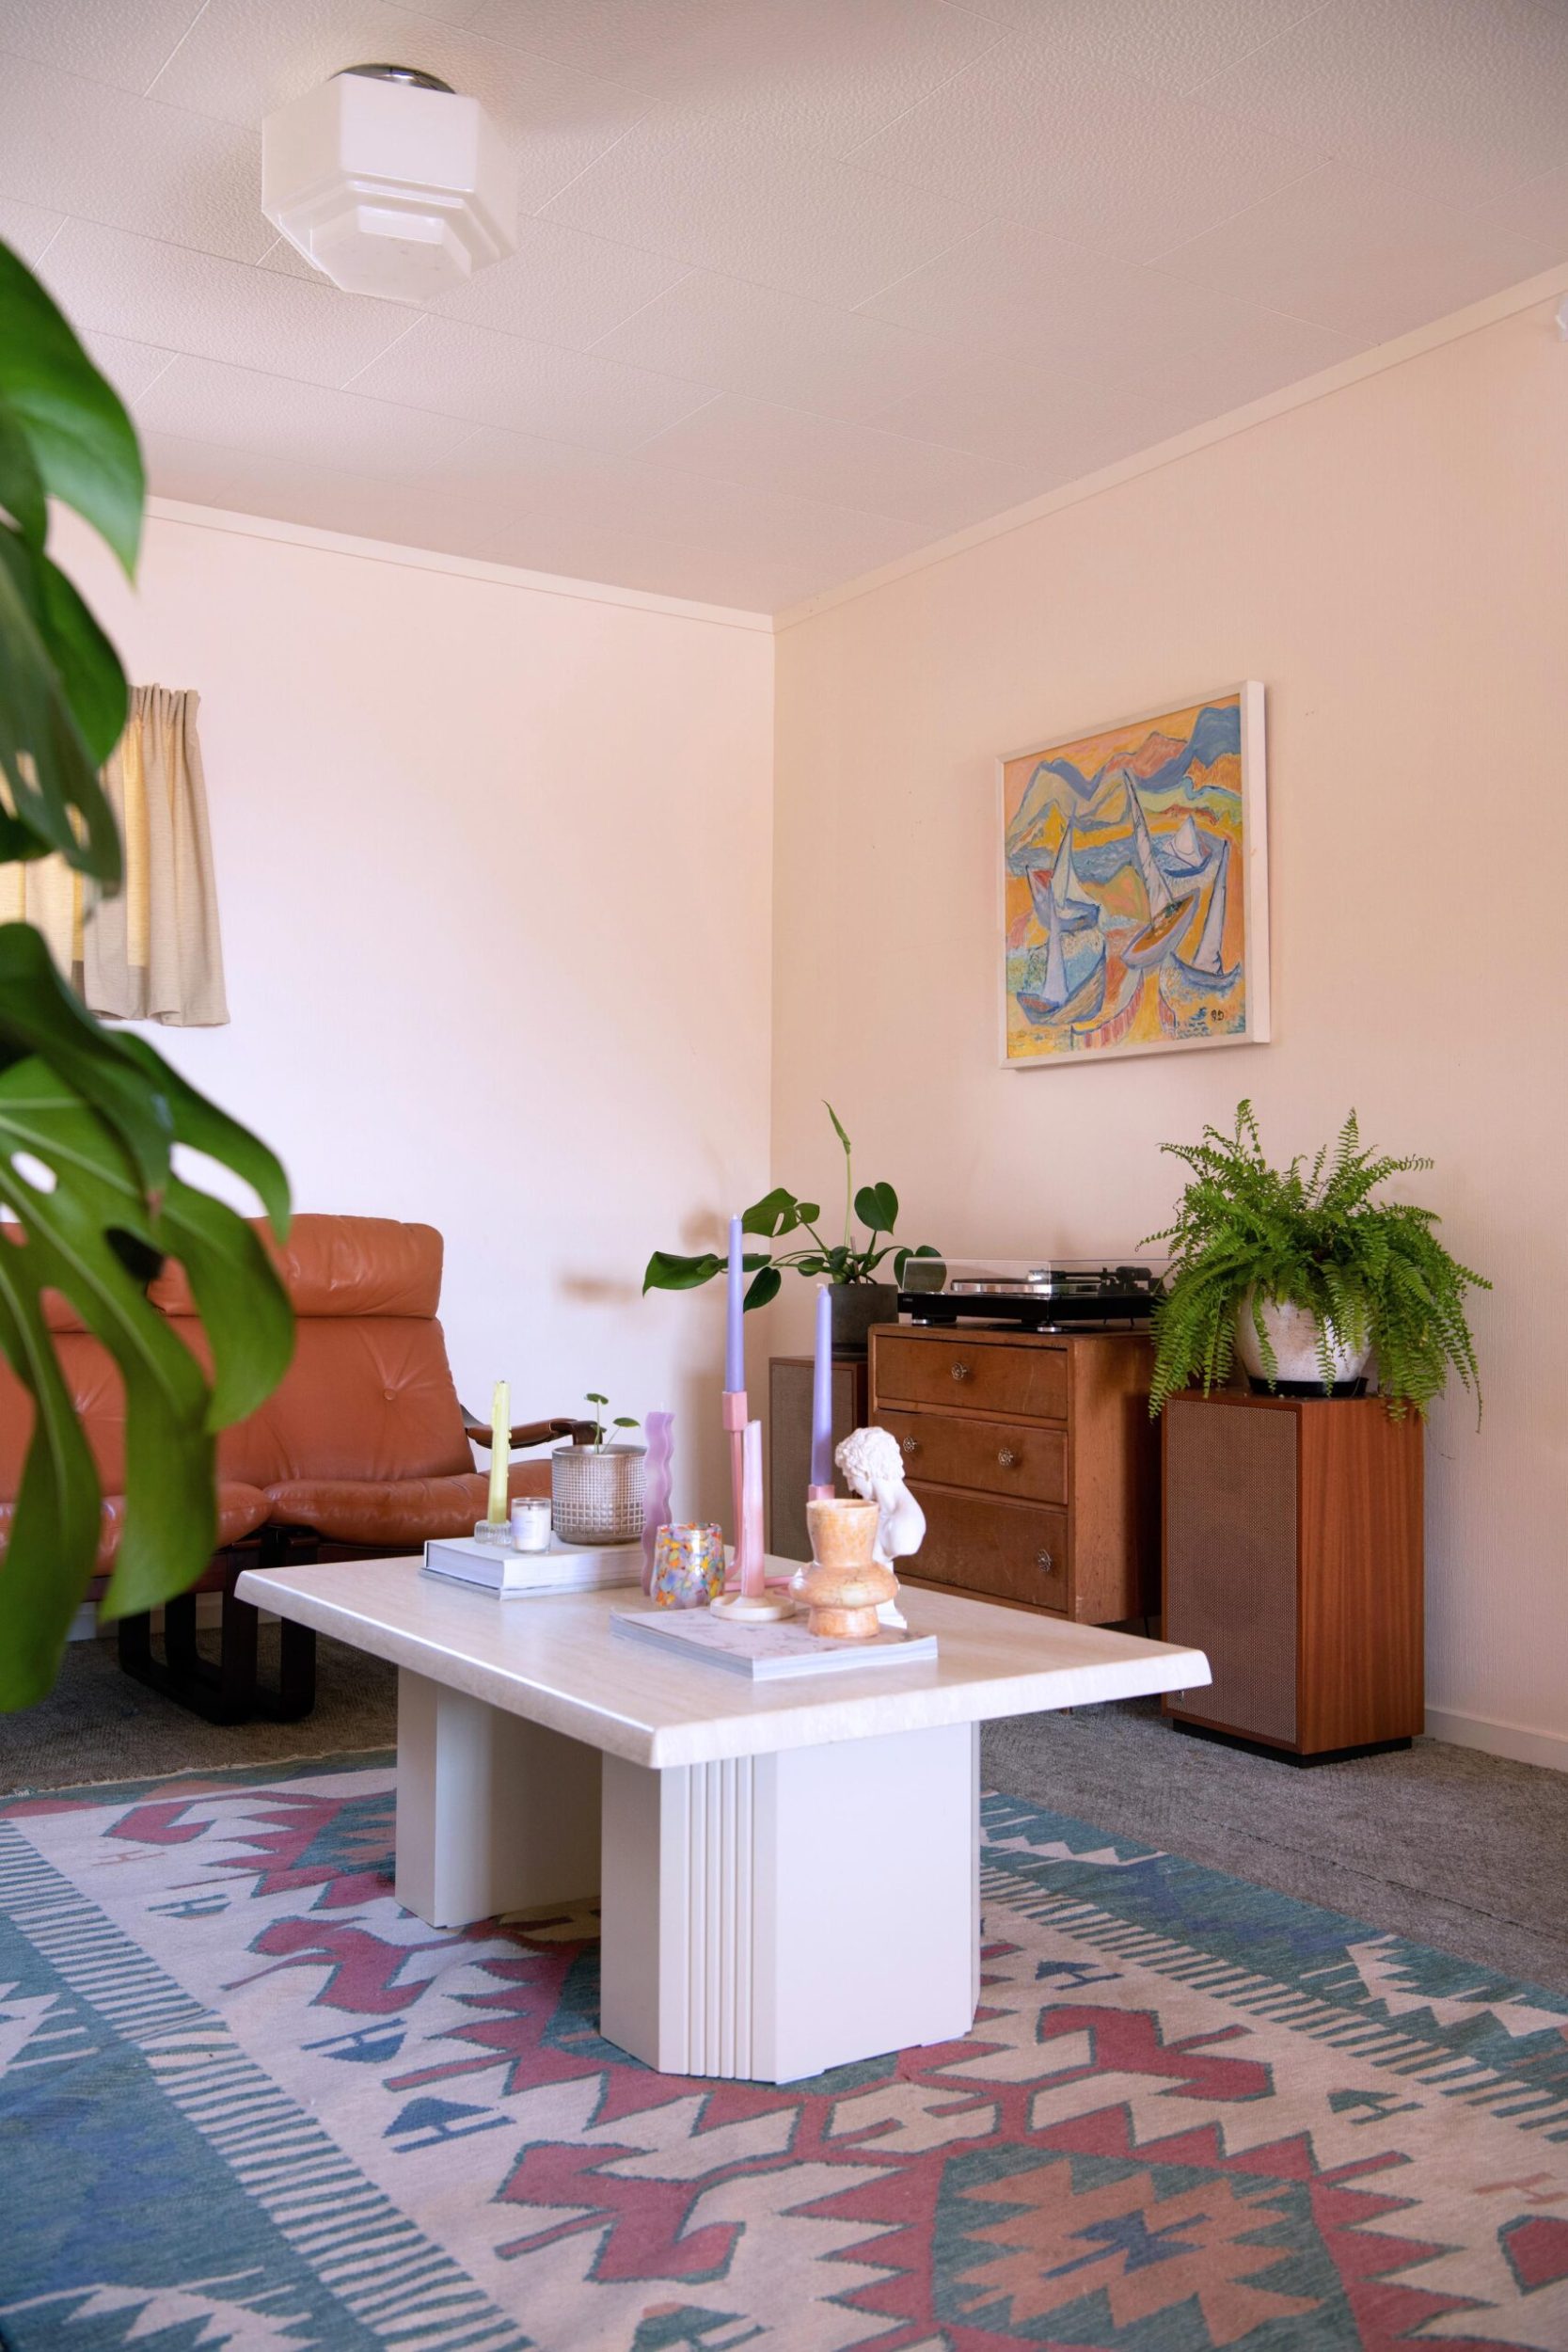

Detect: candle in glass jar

[510,1494,551,1553]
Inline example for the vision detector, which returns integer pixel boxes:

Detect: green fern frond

[1143,1102,1488,1422]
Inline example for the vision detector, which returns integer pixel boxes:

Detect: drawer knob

[997,1446,1018,1469]
[1037,1549,1054,1573]
[950,1361,971,1382]
[901,1434,920,1454]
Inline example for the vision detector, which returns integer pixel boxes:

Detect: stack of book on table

[422,1536,643,1597]
[611,1609,938,1680]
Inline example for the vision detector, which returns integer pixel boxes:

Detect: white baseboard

[1424,1706,1568,1774]
[68,1594,226,1643]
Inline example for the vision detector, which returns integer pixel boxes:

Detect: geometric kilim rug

[3,1758,1568,2352]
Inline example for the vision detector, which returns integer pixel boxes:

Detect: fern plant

[1145,1101,1487,1420]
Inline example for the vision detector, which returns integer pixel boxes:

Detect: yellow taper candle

[486,1378,510,1525]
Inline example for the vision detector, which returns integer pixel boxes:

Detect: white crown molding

[776,260,1568,633]
[143,497,773,633]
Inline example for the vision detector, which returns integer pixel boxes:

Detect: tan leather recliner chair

[0,1214,587,1722]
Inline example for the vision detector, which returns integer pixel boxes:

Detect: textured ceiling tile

[1195,0,1568,203]
[0,56,271,262]
[872,352,1164,466]
[459,0,738,84]
[428,222,691,348]
[859,219,1258,379]
[636,393,1037,528]
[425,429,936,572]
[150,0,654,211]
[0,0,209,94]
[142,425,461,546]
[955,0,1332,93]
[582,0,1006,150]
[0,191,64,263]
[1153,162,1562,342]
[135,356,481,473]
[1453,163,1568,286]
[851,42,1331,262]
[347,313,719,450]
[542,109,988,306]
[40,219,420,388]
[80,329,178,404]
[591,269,968,423]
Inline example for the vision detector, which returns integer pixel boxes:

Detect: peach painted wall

[771,291,1568,1761]
[57,507,775,1523]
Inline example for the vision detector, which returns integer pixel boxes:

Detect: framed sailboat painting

[998,682,1270,1067]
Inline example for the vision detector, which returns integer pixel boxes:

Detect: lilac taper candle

[724,1214,745,1394]
[810,1283,834,1490]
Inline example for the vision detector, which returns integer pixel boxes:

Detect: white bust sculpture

[833,1425,926,1629]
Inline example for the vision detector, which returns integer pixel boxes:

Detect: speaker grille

[768,1359,864,1563]
[1164,1400,1298,1742]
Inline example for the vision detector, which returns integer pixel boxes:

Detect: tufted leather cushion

[0,1481,271,1574]
[210,1315,473,1489]
[264,1460,549,1547]
[150,1213,442,1321]
[0,1212,521,1566]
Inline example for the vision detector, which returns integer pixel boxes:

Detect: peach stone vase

[800,1497,898,1641]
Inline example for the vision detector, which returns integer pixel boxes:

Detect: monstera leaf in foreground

[0,238,293,1710]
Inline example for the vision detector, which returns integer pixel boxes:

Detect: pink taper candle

[737,1418,767,1597]
[809,1282,834,1497]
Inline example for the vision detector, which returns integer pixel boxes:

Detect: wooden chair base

[117,1542,317,1725]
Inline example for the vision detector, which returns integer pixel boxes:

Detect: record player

[896,1256,1164,1332]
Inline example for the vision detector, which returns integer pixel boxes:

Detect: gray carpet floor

[5,1638,1564,1997]
[985,1698,1568,1995]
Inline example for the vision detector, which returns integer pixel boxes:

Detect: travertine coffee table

[236,1557,1209,2085]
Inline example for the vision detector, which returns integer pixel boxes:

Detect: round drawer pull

[997,1446,1018,1469]
[901,1435,920,1454]
[950,1361,972,1382]
[1036,1549,1054,1573]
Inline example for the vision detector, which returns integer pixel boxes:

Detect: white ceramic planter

[1235,1290,1370,1390]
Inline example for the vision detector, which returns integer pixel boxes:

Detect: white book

[610,1608,937,1680]
[421,1536,643,1597]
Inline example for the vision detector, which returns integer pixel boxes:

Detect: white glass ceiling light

[261,64,517,301]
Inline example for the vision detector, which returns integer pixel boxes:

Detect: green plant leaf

[0,922,169,1184]
[114,1031,291,1234]
[0,239,144,575]
[0,1261,103,1708]
[855,1181,898,1233]
[38,550,128,763]
[0,401,46,548]
[823,1101,851,1156]
[0,532,122,881]
[643,1248,721,1294]
[743,1263,782,1311]
[742,1186,801,1238]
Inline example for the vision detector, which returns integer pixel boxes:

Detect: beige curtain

[0,687,229,1026]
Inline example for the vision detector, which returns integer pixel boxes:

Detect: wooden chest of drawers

[868,1324,1158,1624]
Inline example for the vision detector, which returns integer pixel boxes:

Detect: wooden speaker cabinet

[868,1323,1157,1624]
[1162,1391,1423,1761]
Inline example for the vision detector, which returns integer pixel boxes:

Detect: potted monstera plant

[1145,1100,1487,1419]
[0,240,293,1709]
[643,1103,942,1354]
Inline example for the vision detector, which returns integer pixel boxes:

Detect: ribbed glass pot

[550,1442,645,1545]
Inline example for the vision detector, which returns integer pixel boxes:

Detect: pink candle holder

[712,1416,792,1621]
